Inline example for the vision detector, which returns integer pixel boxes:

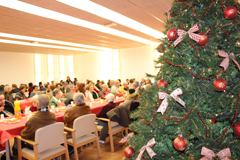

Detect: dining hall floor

[1,133,126,160]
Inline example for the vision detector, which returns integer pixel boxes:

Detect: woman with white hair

[30,95,38,112]
[64,93,91,139]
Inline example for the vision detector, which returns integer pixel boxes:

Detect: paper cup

[1,114,4,120]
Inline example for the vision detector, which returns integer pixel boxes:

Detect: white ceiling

[0,0,172,54]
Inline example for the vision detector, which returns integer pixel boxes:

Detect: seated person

[10,84,19,94]
[77,83,86,95]
[110,80,121,93]
[132,81,140,93]
[49,89,63,108]
[118,89,139,110]
[3,86,14,102]
[98,84,110,98]
[29,95,38,112]
[86,84,99,100]
[64,93,91,138]
[96,94,116,143]
[12,94,56,155]
[68,81,75,89]
[122,82,129,91]
[30,85,40,97]
[0,93,15,117]
[64,86,73,99]
[15,84,26,100]
[28,83,33,97]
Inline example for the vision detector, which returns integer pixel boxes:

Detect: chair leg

[17,139,22,160]
[109,132,114,152]
[73,145,78,160]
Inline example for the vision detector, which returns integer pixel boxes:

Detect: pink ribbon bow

[119,132,134,143]
[157,88,186,115]
[200,147,231,160]
[219,50,240,72]
[174,24,202,47]
[136,138,157,160]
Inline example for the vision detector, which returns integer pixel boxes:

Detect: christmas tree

[124,0,240,159]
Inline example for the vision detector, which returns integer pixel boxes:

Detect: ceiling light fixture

[0,32,110,50]
[0,0,158,45]
[56,0,165,39]
[0,39,97,52]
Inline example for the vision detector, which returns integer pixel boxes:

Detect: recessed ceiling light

[0,39,97,52]
[0,0,158,45]
[56,0,165,39]
[0,32,110,50]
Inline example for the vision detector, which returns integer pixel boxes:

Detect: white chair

[64,114,100,160]
[16,122,69,160]
[96,117,128,152]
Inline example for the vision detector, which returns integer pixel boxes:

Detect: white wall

[74,52,100,83]
[0,51,34,85]
[119,45,155,82]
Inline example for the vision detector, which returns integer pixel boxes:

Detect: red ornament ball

[224,6,238,19]
[157,79,168,89]
[173,136,188,151]
[213,78,227,91]
[234,122,240,139]
[167,29,178,41]
[124,146,135,158]
[197,33,209,46]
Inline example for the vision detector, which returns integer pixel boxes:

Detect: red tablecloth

[18,99,32,111]
[0,97,125,146]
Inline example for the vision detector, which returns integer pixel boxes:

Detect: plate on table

[5,118,20,124]
[0,119,7,123]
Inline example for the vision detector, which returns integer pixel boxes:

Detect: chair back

[73,114,96,138]
[35,122,65,153]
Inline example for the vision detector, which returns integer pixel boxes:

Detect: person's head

[19,84,26,94]
[99,82,102,88]
[69,81,73,85]
[123,82,128,89]
[129,79,134,84]
[101,84,108,92]
[0,93,5,107]
[51,81,54,85]
[141,78,145,83]
[67,76,70,81]
[63,82,68,87]
[77,83,86,93]
[146,79,152,85]
[39,82,43,87]
[56,83,61,89]
[97,80,100,84]
[50,84,56,91]
[12,84,18,89]
[132,81,139,89]
[74,78,77,81]
[73,93,85,105]
[126,79,129,83]
[129,89,135,95]
[60,80,63,84]
[105,93,114,103]
[66,86,71,93]
[53,88,61,100]
[133,78,136,82]
[114,80,120,87]
[32,95,38,107]
[37,94,49,109]
[4,86,10,93]
[33,85,38,91]
[86,84,94,93]
[28,82,33,88]
[100,80,105,84]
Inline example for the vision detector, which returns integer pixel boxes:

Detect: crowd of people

[0,76,154,159]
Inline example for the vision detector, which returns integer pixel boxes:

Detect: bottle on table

[14,101,21,119]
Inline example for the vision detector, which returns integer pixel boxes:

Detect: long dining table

[0,97,125,160]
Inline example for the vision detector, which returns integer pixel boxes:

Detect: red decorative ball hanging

[213,78,227,91]
[224,6,238,19]
[234,122,240,139]
[173,136,188,151]
[167,29,178,41]
[124,146,135,158]
[196,33,209,46]
[157,79,168,89]
[157,44,164,53]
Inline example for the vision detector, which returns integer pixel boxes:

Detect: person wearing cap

[118,89,139,110]
[96,93,116,144]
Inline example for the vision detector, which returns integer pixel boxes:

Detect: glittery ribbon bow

[136,138,157,160]
[219,50,240,72]
[174,24,202,47]
[157,88,186,115]
[119,132,134,143]
[200,147,231,160]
